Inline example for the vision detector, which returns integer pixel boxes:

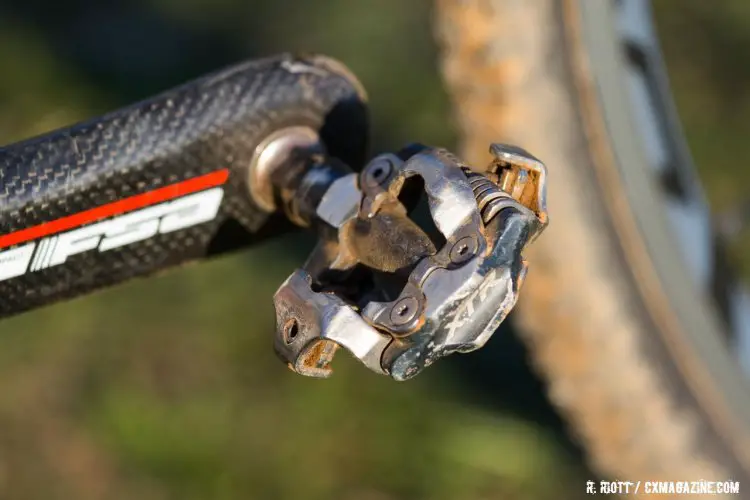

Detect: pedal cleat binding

[272,144,548,380]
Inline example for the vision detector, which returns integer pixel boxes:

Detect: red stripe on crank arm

[0,169,230,250]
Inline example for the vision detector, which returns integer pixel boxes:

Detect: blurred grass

[0,238,588,500]
[654,0,750,278]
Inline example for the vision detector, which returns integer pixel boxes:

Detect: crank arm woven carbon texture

[0,54,368,318]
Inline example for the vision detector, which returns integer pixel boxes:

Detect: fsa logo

[0,170,228,283]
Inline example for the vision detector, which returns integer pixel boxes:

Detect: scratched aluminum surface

[0,54,368,317]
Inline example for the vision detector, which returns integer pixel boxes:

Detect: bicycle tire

[435,0,750,490]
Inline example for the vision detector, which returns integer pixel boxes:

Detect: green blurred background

[0,1,746,499]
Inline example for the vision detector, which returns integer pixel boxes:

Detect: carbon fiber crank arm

[0,54,367,318]
[272,143,549,380]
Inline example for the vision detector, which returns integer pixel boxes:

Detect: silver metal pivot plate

[272,144,548,380]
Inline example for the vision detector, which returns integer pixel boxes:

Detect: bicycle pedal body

[267,142,548,380]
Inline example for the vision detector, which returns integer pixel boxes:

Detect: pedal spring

[462,168,513,224]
